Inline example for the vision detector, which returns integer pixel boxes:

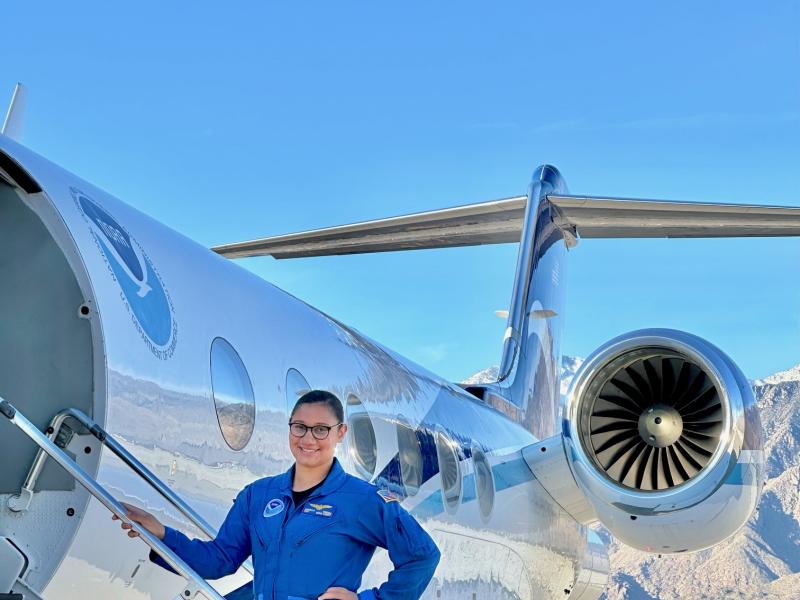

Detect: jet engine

[561,329,764,553]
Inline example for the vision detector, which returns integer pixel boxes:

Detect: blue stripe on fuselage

[412,490,445,520]
[462,472,477,503]
[492,457,533,492]
[410,457,533,519]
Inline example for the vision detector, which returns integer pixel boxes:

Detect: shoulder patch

[377,489,401,503]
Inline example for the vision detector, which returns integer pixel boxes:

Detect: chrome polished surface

[488,165,569,440]
[4,124,781,596]
[563,329,764,552]
[210,337,256,452]
[522,437,597,525]
[0,399,228,600]
[498,164,567,384]
[0,138,601,599]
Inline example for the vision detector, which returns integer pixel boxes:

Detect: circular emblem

[72,188,177,359]
[263,498,285,518]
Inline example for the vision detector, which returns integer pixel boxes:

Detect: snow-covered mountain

[461,366,500,385]
[463,359,800,599]
[460,356,583,392]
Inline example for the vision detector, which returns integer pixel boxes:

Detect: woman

[116,390,441,600]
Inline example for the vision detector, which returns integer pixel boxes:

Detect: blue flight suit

[152,458,440,600]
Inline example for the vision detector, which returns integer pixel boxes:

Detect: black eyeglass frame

[288,421,344,440]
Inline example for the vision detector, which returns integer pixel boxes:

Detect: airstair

[0,398,254,600]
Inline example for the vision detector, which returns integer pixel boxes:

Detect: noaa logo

[72,188,177,359]
[263,498,285,518]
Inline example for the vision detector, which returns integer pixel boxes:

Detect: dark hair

[291,390,344,423]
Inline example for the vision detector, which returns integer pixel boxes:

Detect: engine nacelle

[562,329,764,553]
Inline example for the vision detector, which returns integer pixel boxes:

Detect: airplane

[0,81,798,600]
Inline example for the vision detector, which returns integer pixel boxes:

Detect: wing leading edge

[212,194,800,259]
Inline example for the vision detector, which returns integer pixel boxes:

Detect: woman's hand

[318,587,357,600]
[112,502,166,540]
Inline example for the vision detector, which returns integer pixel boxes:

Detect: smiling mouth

[298,447,319,454]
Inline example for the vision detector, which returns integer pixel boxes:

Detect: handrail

[9,408,88,512]
[0,399,227,600]
[8,406,254,576]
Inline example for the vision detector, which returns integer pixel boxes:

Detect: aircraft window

[210,337,255,451]
[472,445,495,521]
[346,394,377,480]
[397,419,423,496]
[285,368,311,413]
[436,428,462,513]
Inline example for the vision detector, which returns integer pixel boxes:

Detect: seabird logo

[72,188,177,359]
[263,498,285,518]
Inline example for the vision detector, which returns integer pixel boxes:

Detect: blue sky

[3,1,799,381]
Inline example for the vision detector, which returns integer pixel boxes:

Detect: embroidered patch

[303,503,335,517]
[377,489,401,503]
[263,498,285,518]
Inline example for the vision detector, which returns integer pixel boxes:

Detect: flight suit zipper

[272,494,294,600]
[278,481,341,597]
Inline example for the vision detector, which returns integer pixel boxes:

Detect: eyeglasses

[289,421,343,440]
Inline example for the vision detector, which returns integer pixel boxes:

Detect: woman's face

[289,403,347,470]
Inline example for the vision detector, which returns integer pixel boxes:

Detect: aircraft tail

[212,164,800,437]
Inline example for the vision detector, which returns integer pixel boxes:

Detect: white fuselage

[0,135,607,600]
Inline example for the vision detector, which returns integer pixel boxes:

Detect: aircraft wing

[212,194,800,259]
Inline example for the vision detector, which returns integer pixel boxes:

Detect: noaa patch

[303,503,335,517]
[263,498,285,518]
[72,188,177,359]
[377,489,401,503]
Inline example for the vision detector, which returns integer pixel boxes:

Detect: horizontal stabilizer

[213,194,800,259]
[549,195,800,239]
[212,196,527,258]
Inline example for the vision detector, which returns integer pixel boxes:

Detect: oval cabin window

[472,444,495,521]
[436,428,462,513]
[346,394,377,480]
[397,419,424,496]
[285,368,312,413]
[210,337,256,451]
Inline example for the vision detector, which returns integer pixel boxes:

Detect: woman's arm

[116,487,253,580]
[353,492,441,600]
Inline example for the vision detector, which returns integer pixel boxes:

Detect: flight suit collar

[276,457,348,501]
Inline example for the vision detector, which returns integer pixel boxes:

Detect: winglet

[2,83,28,142]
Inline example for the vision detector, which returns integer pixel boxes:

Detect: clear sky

[3,1,799,381]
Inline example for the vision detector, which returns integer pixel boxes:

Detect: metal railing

[7,405,254,576]
[0,399,243,600]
